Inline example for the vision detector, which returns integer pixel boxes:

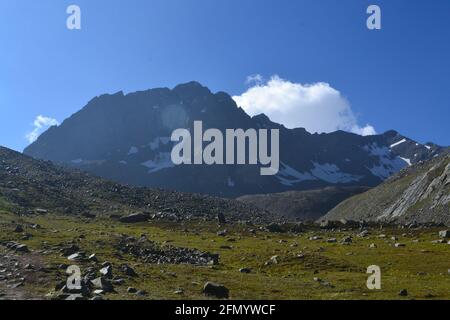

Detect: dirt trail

[0,247,49,300]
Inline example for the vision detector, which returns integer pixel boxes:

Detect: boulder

[15,244,29,253]
[120,264,137,277]
[203,282,229,299]
[119,213,148,223]
[91,277,114,293]
[439,230,450,238]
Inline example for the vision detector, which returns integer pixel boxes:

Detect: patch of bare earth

[0,247,50,300]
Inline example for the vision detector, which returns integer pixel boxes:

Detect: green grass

[0,211,449,300]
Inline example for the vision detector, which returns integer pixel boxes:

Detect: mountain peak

[173,81,211,99]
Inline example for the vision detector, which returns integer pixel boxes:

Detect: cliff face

[322,154,450,226]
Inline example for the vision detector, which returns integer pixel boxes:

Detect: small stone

[270,255,279,264]
[67,253,84,261]
[99,265,113,279]
[127,287,137,293]
[399,289,408,297]
[91,277,113,293]
[239,268,251,274]
[439,230,450,238]
[122,264,137,277]
[217,230,227,237]
[395,243,405,248]
[341,236,352,244]
[136,290,148,296]
[88,254,98,262]
[24,264,34,270]
[15,244,29,253]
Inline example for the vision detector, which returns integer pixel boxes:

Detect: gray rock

[65,294,85,300]
[67,253,85,261]
[120,264,137,277]
[136,290,148,296]
[239,268,251,274]
[203,282,229,299]
[127,287,137,293]
[119,213,148,223]
[15,244,29,253]
[217,212,226,224]
[91,277,113,293]
[217,230,227,237]
[439,230,450,238]
[399,289,408,296]
[341,236,352,244]
[99,265,113,278]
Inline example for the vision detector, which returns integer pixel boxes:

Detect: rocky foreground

[1,208,449,300]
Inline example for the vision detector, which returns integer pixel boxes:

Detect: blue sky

[1,0,449,152]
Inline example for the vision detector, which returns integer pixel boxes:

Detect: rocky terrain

[24,82,446,197]
[0,146,271,223]
[323,154,450,226]
[238,186,370,221]
[0,209,449,300]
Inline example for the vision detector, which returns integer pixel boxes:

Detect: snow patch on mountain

[364,143,408,179]
[141,152,175,173]
[311,162,362,183]
[390,139,407,148]
[128,146,139,155]
[149,137,171,151]
[277,162,317,186]
[70,159,106,166]
[399,157,412,166]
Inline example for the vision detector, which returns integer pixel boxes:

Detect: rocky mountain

[24,81,446,197]
[322,153,450,226]
[0,146,270,223]
[237,186,370,222]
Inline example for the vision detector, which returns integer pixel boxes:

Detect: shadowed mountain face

[237,186,370,222]
[322,154,450,226]
[24,82,445,197]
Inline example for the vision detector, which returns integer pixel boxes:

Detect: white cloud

[246,74,264,85]
[26,115,59,143]
[233,75,376,136]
